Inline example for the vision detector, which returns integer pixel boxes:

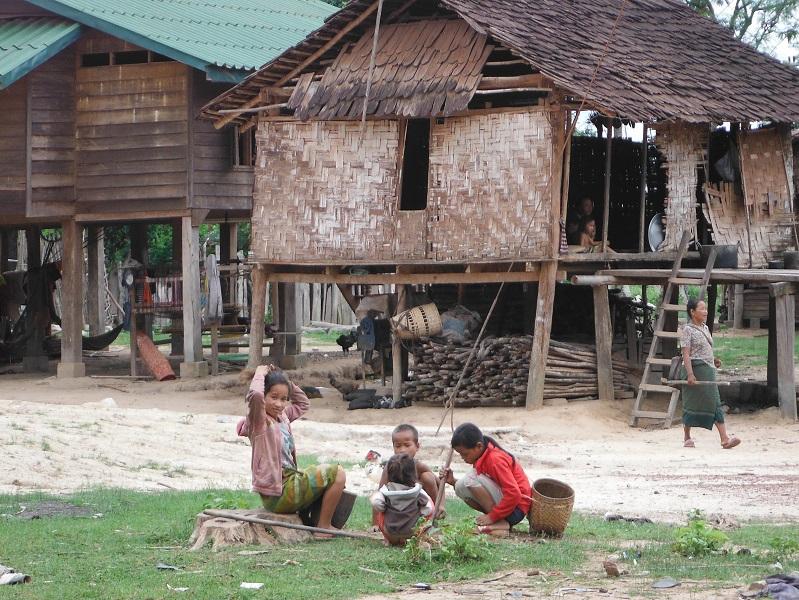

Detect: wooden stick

[432,447,454,526]
[638,123,648,253]
[602,122,613,252]
[360,0,384,129]
[662,380,731,386]
[202,510,380,541]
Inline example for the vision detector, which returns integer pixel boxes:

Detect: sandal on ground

[683,439,695,448]
[722,436,741,449]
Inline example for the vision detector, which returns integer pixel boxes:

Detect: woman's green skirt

[260,464,339,514]
[680,360,724,430]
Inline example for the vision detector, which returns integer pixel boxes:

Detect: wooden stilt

[593,285,615,401]
[180,216,207,378]
[767,295,777,388]
[733,284,744,329]
[248,266,267,369]
[86,225,105,337]
[22,226,47,373]
[57,220,85,378]
[526,261,558,410]
[392,284,408,403]
[170,219,183,357]
[269,282,283,358]
[772,286,797,420]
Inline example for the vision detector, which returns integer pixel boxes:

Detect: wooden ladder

[629,231,718,428]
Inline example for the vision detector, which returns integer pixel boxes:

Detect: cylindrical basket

[391,303,442,340]
[528,478,575,537]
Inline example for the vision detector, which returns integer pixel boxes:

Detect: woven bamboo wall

[655,123,708,250]
[252,111,553,263]
[428,111,552,260]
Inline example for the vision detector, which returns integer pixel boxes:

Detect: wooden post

[269,282,283,358]
[661,286,679,358]
[774,293,797,420]
[602,122,613,252]
[129,287,139,377]
[170,219,184,357]
[392,284,408,403]
[86,225,105,337]
[57,220,85,378]
[248,265,267,369]
[733,284,744,329]
[526,261,558,409]
[706,284,717,334]
[22,226,48,372]
[767,295,777,388]
[638,123,648,253]
[179,216,208,378]
[593,285,615,401]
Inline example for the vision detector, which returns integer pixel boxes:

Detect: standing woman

[237,365,347,537]
[680,298,741,449]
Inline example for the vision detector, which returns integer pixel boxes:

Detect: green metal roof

[25,0,337,81]
[0,17,81,89]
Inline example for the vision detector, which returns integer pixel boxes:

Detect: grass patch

[303,330,350,346]
[0,490,796,600]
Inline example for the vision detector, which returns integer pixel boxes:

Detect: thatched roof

[203,0,799,124]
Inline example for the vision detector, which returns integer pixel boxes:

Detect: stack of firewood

[404,337,634,407]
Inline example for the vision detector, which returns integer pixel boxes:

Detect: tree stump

[188,510,311,551]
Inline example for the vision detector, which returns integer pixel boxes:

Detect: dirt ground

[1,352,798,525]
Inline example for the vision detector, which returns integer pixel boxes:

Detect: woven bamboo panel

[703,181,793,268]
[655,122,707,250]
[429,111,552,260]
[252,120,403,262]
[739,127,792,219]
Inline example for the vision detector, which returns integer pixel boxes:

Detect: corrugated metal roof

[0,17,81,88]
[25,0,336,77]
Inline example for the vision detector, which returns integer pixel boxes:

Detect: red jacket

[474,441,532,522]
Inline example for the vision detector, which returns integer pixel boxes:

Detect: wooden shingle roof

[203,0,799,124]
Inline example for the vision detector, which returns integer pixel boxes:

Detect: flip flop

[722,436,741,449]
[683,439,695,448]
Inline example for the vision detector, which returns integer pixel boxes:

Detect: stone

[57,361,85,378]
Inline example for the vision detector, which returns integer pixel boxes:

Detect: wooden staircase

[629,231,718,428]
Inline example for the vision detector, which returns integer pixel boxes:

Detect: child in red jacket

[442,422,531,536]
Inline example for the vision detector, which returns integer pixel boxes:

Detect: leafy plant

[403,518,491,565]
[673,513,728,557]
[768,536,799,560]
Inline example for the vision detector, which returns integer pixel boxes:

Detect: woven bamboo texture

[655,123,707,250]
[528,478,575,537]
[703,181,793,268]
[289,20,490,120]
[251,111,553,264]
[428,111,552,260]
[739,128,792,216]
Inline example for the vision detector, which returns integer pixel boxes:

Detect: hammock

[43,323,125,357]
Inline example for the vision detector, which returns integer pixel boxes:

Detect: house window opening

[233,126,256,167]
[399,119,430,211]
[81,52,110,67]
[114,51,150,65]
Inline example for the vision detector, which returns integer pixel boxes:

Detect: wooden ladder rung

[661,303,687,312]
[646,357,673,366]
[639,383,677,394]
[654,330,681,339]
[669,277,704,285]
[631,409,672,419]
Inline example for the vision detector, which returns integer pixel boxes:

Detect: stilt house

[203,0,799,407]
[0,0,335,377]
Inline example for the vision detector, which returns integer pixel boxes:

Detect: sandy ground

[1,354,798,524]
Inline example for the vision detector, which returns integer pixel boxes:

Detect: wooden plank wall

[190,71,253,211]
[0,1,50,17]
[74,33,188,212]
[429,110,552,260]
[0,80,27,218]
[29,48,76,209]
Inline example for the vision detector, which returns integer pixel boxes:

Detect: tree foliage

[686,0,799,50]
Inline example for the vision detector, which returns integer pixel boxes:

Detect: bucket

[700,244,738,268]
[528,478,575,537]
[391,303,442,340]
[305,490,357,530]
[784,251,799,270]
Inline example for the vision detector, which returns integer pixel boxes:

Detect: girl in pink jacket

[237,365,346,537]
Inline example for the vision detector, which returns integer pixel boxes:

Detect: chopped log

[189,510,310,551]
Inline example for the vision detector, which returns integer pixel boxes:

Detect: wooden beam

[774,293,797,421]
[214,0,382,129]
[526,261,558,410]
[57,220,85,378]
[592,285,615,401]
[248,266,267,369]
[217,102,287,115]
[473,87,551,95]
[478,74,545,90]
[336,283,359,313]
[263,270,543,285]
[638,123,648,253]
[392,282,408,403]
[86,225,105,337]
[180,215,205,374]
[602,124,613,251]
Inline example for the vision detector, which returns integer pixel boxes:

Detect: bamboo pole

[638,123,649,253]
[602,122,613,252]
[202,510,380,541]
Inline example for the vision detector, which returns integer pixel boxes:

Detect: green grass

[303,330,351,346]
[0,489,796,600]
[713,330,799,369]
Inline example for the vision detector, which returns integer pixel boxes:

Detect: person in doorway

[442,423,532,537]
[236,365,347,537]
[567,196,595,243]
[680,298,741,449]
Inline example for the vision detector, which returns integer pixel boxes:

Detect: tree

[686,0,799,50]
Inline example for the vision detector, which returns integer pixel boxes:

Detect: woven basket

[391,303,442,340]
[528,478,575,537]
